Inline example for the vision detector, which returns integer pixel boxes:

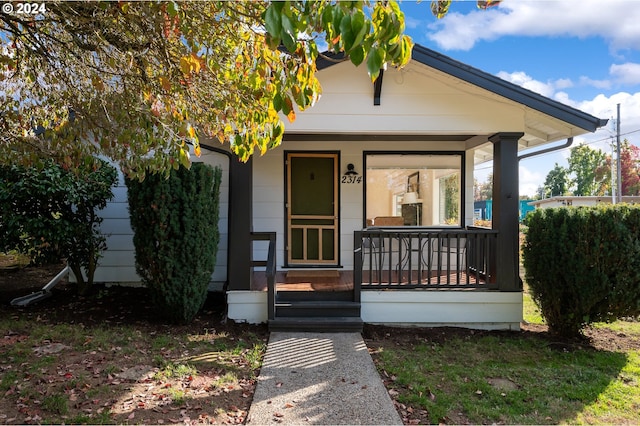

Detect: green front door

[286,153,338,265]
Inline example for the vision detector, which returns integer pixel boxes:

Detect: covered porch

[228,224,520,331]
[223,44,606,331]
[225,132,530,331]
[251,227,498,291]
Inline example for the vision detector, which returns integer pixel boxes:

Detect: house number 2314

[341,175,362,184]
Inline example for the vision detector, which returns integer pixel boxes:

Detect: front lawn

[364,286,640,424]
[0,273,268,425]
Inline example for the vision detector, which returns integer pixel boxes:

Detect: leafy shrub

[523,205,640,337]
[126,163,221,324]
[0,160,117,294]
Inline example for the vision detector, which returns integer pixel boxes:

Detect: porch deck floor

[251,271,354,292]
[250,270,487,292]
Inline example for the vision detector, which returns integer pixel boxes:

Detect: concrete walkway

[247,332,402,425]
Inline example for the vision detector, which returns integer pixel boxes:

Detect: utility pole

[611,137,616,204]
[617,103,622,203]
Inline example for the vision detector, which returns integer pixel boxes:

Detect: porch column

[227,157,253,291]
[489,132,523,292]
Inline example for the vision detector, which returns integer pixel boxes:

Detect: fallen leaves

[2,330,264,425]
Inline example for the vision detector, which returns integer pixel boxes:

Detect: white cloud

[428,0,640,52]
[499,74,640,190]
[519,164,544,197]
[496,68,631,97]
[496,71,569,98]
[404,15,421,30]
[495,73,640,135]
[610,63,640,85]
[577,76,612,90]
[575,92,640,140]
[555,78,574,90]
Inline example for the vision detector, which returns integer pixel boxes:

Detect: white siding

[93,150,230,287]
[227,290,522,330]
[286,62,524,135]
[253,140,475,270]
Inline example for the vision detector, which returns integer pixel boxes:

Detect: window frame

[362,150,466,228]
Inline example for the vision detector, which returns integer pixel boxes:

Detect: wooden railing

[251,232,277,320]
[353,227,498,290]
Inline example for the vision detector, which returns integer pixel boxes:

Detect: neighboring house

[474,200,535,222]
[529,196,640,209]
[474,200,493,221]
[96,44,607,332]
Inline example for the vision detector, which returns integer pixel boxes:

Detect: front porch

[250,269,488,292]
[226,227,522,331]
[251,227,499,291]
[217,47,604,330]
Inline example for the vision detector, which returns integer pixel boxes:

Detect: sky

[397,0,640,197]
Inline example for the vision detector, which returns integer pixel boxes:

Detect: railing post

[250,232,277,321]
[353,230,362,303]
[266,233,276,321]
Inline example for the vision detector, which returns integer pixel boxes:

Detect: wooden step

[275,290,354,302]
[275,300,360,318]
[268,316,363,332]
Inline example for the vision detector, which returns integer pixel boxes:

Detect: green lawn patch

[367,321,640,424]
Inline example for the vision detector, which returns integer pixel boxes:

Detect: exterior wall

[96,172,138,283]
[227,290,522,331]
[227,291,268,324]
[361,291,521,330]
[286,62,525,135]
[93,150,230,288]
[252,140,474,270]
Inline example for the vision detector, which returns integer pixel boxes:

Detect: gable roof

[409,45,607,133]
[316,43,607,137]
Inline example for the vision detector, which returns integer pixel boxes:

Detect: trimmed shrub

[0,160,117,295]
[126,163,221,324]
[523,205,640,337]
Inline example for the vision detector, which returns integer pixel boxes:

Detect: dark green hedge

[0,160,117,295]
[523,205,640,337]
[126,163,221,324]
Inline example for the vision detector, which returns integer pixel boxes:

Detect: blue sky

[397,0,640,196]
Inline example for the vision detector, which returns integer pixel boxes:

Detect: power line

[474,128,640,173]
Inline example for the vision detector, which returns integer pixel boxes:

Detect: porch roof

[315,44,608,162]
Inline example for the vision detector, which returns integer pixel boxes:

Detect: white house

[95,44,607,332]
[529,196,640,209]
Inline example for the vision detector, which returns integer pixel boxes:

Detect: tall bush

[126,163,221,324]
[0,160,117,295]
[523,205,640,337]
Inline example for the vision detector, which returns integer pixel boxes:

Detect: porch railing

[353,227,498,290]
[251,232,277,320]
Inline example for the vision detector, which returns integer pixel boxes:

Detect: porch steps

[269,316,363,332]
[269,295,363,332]
[275,300,360,317]
[275,290,353,302]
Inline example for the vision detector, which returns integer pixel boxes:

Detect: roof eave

[410,45,607,133]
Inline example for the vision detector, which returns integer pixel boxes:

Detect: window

[365,153,463,227]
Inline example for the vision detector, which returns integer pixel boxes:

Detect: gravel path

[247,332,402,425]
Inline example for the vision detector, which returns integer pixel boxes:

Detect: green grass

[0,371,17,392]
[376,329,640,424]
[522,291,545,325]
[0,313,267,425]
[42,394,69,415]
[154,362,197,381]
[372,280,640,423]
